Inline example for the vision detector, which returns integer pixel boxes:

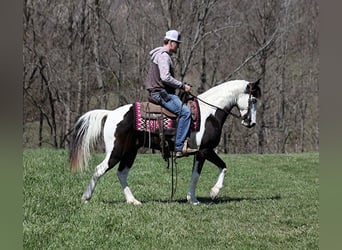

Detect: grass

[23,149,319,249]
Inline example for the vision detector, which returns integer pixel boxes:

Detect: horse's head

[236,79,261,128]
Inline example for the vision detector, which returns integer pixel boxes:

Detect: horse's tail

[69,109,111,172]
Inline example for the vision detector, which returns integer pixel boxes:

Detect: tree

[23,0,319,154]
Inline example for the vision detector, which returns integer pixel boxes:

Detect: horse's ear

[253,78,261,86]
[247,78,260,90]
[248,78,261,98]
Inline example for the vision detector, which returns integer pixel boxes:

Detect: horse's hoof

[81,195,90,204]
[127,199,142,206]
[187,194,200,205]
[210,187,220,200]
[82,198,89,204]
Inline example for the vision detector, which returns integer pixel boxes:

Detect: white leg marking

[82,155,111,202]
[117,167,142,205]
[210,168,227,200]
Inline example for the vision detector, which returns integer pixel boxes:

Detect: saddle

[134,102,177,136]
[133,99,200,135]
[133,97,200,161]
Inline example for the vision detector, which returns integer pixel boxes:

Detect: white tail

[70,109,111,172]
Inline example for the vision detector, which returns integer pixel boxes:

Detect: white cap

[164,30,181,43]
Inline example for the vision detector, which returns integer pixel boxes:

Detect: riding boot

[175,138,198,158]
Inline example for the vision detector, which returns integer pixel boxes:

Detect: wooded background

[23,0,319,154]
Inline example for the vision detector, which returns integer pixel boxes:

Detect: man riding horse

[70,30,261,205]
[144,30,198,158]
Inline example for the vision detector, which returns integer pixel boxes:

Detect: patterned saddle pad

[133,99,201,135]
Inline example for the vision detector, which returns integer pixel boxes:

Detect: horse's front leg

[210,168,227,199]
[187,154,205,205]
[206,150,227,200]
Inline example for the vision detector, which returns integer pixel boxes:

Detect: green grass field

[23,149,318,249]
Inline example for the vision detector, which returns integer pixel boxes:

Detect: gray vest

[144,57,176,94]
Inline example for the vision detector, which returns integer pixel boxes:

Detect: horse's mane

[178,80,249,102]
[196,80,249,107]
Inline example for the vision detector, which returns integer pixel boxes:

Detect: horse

[69,79,261,205]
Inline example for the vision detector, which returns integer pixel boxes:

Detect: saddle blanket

[133,99,201,135]
[133,102,176,134]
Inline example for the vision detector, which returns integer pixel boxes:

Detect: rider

[144,30,198,157]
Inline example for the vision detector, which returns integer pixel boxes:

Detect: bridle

[241,91,257,125]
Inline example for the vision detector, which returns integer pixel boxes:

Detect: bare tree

[23,0,319,153]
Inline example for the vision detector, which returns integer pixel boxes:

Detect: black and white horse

[70,79,261,205]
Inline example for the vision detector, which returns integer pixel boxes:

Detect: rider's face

[169,41,180,54]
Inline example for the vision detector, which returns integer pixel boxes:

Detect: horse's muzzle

[241,118,256,128]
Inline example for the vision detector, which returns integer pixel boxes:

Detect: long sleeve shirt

[144,47,183,94]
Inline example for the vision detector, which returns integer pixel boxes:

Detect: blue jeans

[150,92,191,152]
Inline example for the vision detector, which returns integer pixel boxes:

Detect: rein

[188,92,241,119]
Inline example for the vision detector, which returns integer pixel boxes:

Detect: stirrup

[176,139,198,158]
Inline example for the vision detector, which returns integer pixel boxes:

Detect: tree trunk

[77,0,88,115]
[39,76,44,147]
[257,54,267,154]
[199,24,206,94]
[39,57,58,148]
[65,1,74,149]
[93,0,105,108]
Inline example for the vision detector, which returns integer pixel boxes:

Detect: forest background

[23,0,319,154]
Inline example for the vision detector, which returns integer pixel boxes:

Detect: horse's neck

[215,108,231,128]
[196,81,249,128]
[198,88,235,110]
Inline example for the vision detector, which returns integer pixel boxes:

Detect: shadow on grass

[165,194,282,204]
[101,194,281,205]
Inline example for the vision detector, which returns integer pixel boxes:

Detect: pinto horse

[70,79,261,205]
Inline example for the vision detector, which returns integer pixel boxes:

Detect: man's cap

[164,30,181,43]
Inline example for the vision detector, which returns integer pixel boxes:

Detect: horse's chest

[195,111,223,147]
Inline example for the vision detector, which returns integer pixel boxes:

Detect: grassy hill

[23,149,318,249]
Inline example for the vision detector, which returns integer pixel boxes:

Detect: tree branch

[222,28,278,82]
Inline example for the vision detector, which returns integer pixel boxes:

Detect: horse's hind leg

[82,152,119,203]
[116,149,141,205]
[206,150,227,200]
